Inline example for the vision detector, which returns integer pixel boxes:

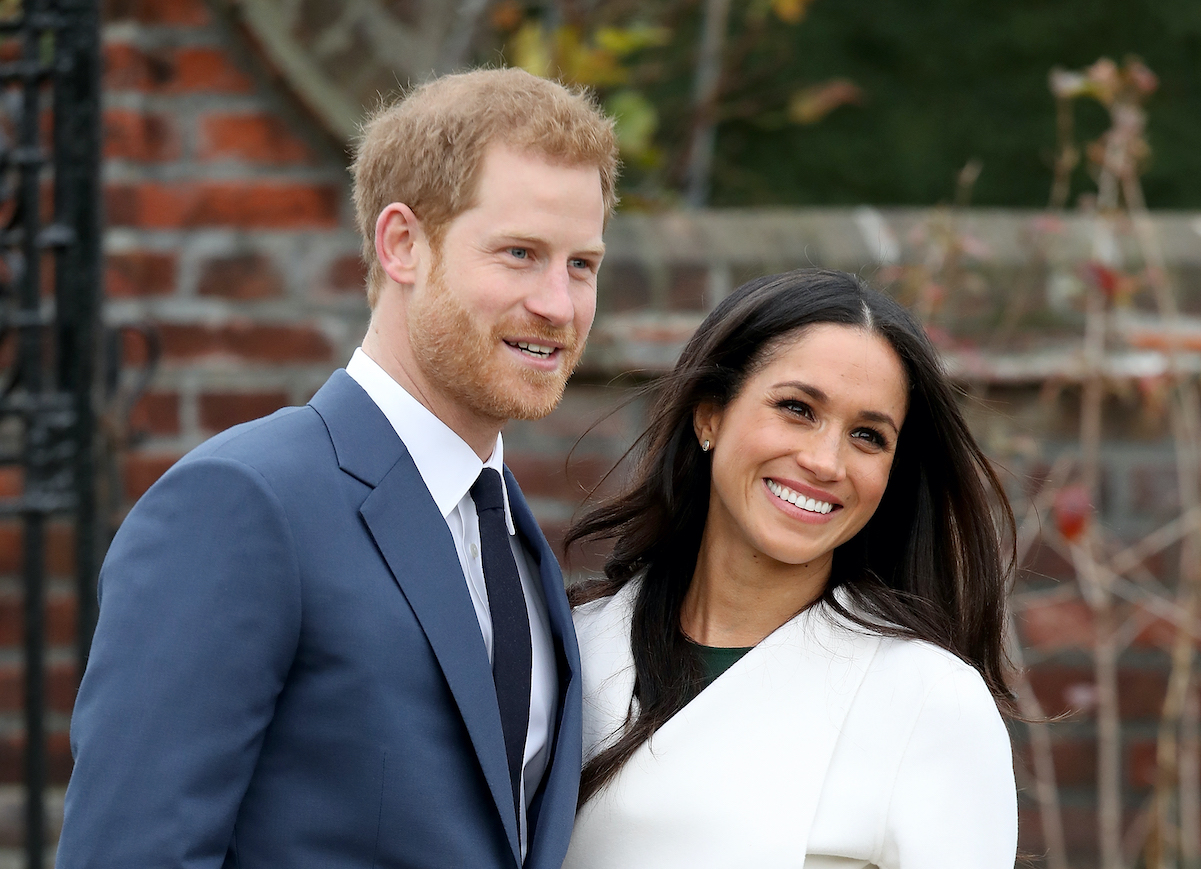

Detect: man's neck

[358,337,502,461]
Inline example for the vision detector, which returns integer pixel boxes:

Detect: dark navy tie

[470,468,532,826]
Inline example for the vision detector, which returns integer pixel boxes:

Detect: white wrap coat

[564,581,1017,869]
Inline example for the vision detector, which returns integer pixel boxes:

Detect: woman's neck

[680,536,831,648]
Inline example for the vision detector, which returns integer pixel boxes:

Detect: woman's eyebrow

[859,410,900,433]
[773,380,899,433]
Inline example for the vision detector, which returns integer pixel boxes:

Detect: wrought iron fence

[0,0,101,865]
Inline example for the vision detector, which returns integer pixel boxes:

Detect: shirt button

[470,543,479,559]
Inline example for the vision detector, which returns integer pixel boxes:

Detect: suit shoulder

[172,404,339,484]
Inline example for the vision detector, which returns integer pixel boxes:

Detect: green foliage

[490,0,1201,207]
[707,0,1201,207]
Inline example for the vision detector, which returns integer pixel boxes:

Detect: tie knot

[470,468,506,513]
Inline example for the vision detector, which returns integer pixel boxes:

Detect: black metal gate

[0,0,102,866]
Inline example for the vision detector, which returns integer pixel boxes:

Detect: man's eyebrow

[773,380,900,432]
[493,234,606,257]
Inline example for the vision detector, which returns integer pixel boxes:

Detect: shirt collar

[346,348,516,534]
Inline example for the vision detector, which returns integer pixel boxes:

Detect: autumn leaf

[1081,261,1119,298]
[771,0,817,24]
[511,21,552,78]
[594,24,671,58]
[606,89,659,161]
[1053,485,1093,543]
[489,0,523,33]
[788,78,862,124]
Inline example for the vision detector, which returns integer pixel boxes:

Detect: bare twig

[683,0,732,208]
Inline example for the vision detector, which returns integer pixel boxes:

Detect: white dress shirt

[347,348,558,858]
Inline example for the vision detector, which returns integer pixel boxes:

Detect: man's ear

[374,203,424,287]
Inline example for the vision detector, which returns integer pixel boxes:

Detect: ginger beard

[406,250,585,424]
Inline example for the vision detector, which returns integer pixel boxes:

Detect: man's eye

[509,248,529,259]
[569,258,591,270]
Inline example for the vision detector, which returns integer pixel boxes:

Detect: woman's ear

[693,401,721,449]
[374,202,425,287]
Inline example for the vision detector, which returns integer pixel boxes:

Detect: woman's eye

[852,428,887,448]
[778,400,813,419]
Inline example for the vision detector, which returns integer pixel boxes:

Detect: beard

[406,258,585,424]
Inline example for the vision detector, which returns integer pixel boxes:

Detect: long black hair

[566,268,1016,805]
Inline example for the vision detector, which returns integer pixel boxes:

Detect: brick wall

[1,0,1198,863]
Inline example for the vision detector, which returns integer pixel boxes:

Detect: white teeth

[514,341,554,357]
[766,480,833,515]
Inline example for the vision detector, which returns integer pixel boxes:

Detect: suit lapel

[311,372,521,864]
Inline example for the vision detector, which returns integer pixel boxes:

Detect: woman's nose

[797,431,845,482]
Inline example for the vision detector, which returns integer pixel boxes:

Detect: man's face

[406,144,606,428]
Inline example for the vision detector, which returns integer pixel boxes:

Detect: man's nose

[525,263,575,327]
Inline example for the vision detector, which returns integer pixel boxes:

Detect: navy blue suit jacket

[58,371,583,868]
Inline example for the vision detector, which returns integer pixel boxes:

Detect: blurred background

[1,0,1200,866]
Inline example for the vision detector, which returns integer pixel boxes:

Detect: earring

[701,439,711,452]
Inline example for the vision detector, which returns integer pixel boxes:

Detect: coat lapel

[310,372,520,864]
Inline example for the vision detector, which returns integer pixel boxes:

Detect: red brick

[0,523,17,574]
[1020,538,1076,583]
[1018,597,1094,651]
[103,43,252,94]
[129,391,181,437]
[157,322,333,363]
[123,452,181,501]
[104,0,210,25]
[505,453,614,502]
[1128,609,1195,650]
[105,250,177,297]
[0,662,78,715]
[1128,738,1158,789]
[669,265,708,311]
[0,469,21,498]
[174,47,254,93]
[0,524,74,577]
[198,112,314,164]
[46,522,75,577]
[326,254,367,294]
[1027,664,1168,719]
[0,732,73,784]
[197,253,285,299]
[1017,805,1100,858]
[103,108,180,162]
[199,392,290,432]
[0,591,78,650]
[1019,736,1097,788]
[39,252,55,298]
[103,42,161,91]
[106,181,341,230]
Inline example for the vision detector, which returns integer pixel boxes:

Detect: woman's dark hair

[565,267,1016,805]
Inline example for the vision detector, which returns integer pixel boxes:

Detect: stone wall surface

[0,0,1199,864]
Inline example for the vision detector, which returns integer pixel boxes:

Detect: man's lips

[504,339,561,359]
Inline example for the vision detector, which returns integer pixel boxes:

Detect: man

[58,68,618,868]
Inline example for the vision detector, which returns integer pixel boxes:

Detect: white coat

[563,580,1017,869]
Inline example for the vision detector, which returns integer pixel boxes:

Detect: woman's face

[695,324,909,573]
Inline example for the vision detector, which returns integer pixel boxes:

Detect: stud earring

[701,439,711,452]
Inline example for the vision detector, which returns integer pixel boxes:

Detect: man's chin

[495,374,570,421]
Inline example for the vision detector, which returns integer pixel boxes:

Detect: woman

[562,269,1017,869]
